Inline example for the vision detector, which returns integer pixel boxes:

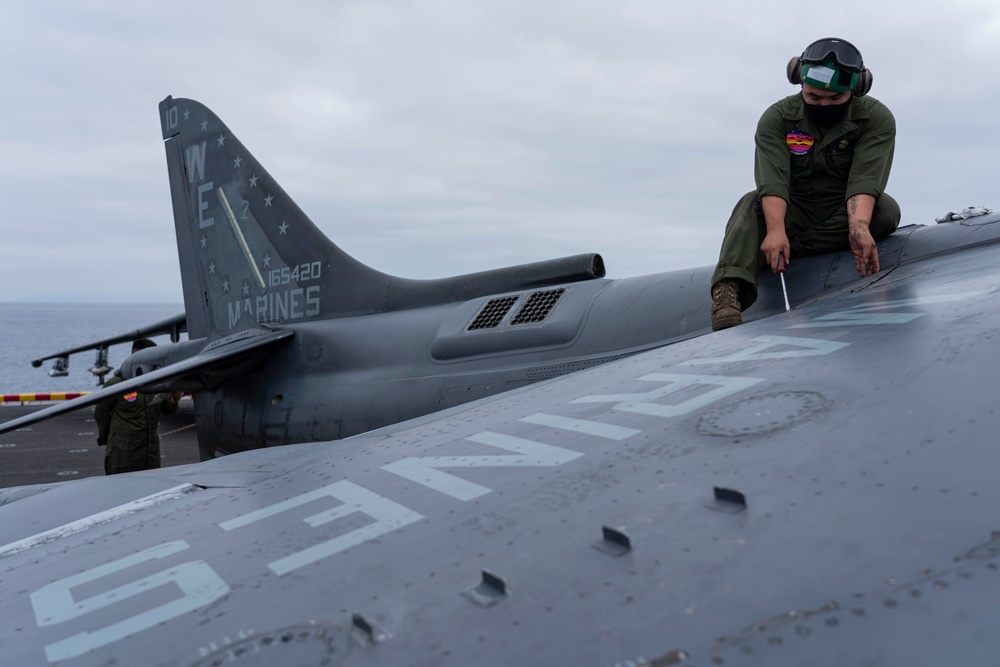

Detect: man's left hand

[848,221,880,276]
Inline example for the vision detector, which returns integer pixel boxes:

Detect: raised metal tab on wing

[594,525,633,557]
[708,486,748,514]
[464,569,511,607]
[351,611,390,646]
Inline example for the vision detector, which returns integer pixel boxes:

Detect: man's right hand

[760,231,791,272]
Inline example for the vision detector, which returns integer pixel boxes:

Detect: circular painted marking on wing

[697,391,827,437]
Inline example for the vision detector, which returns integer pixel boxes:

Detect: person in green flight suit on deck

[95,338,182,475]
[710,37,900,331]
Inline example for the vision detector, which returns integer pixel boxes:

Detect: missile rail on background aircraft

[30,313,187,385]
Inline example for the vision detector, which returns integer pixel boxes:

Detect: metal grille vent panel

[511,289,565,325]
[467,296,520,330]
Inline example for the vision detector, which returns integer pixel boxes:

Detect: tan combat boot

[711,279,743,331]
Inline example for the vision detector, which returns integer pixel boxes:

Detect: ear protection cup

[853,68,873,96]
[786,55,873,95]
[787,56,803,85]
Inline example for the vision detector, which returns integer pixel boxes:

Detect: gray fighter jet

[1,96,999,664]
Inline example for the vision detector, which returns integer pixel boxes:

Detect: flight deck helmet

[786,37,873,96]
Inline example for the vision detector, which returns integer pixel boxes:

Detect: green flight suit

[95,375,178,475]
[712,93,901,309]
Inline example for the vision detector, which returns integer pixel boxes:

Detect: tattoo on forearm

[848,195,859,216]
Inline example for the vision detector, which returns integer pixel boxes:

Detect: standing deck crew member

[95,338,181,474]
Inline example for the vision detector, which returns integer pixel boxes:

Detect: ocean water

[0,303,185,395]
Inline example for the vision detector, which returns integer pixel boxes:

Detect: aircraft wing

[29,313,186,372]
[0,328,292,437]
[1,242,998,666]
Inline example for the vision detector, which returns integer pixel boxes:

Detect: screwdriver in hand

[777,253,791,312]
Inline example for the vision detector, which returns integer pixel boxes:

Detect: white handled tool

[777,253,791,312]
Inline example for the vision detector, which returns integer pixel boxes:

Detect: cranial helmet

[786,37,873,96]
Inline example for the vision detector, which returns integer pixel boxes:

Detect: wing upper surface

[2,244,999,665]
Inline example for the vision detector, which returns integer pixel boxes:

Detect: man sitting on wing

[710,37,900,330]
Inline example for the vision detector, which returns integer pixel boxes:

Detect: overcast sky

[2,0,998,303]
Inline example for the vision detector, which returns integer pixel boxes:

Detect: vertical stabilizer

[159,96,393,338]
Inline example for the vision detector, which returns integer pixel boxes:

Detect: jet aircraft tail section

[159,97,390,338]
[159,97,604,339]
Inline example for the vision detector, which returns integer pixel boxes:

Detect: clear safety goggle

[800,38,864,70]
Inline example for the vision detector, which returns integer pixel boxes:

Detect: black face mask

[804,98,852,126]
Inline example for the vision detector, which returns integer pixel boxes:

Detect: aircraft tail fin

[159,97,604,338]
[159,97,391,338]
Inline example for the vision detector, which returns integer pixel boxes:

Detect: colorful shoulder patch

[786,130,815,155]
[123,391,138,403]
